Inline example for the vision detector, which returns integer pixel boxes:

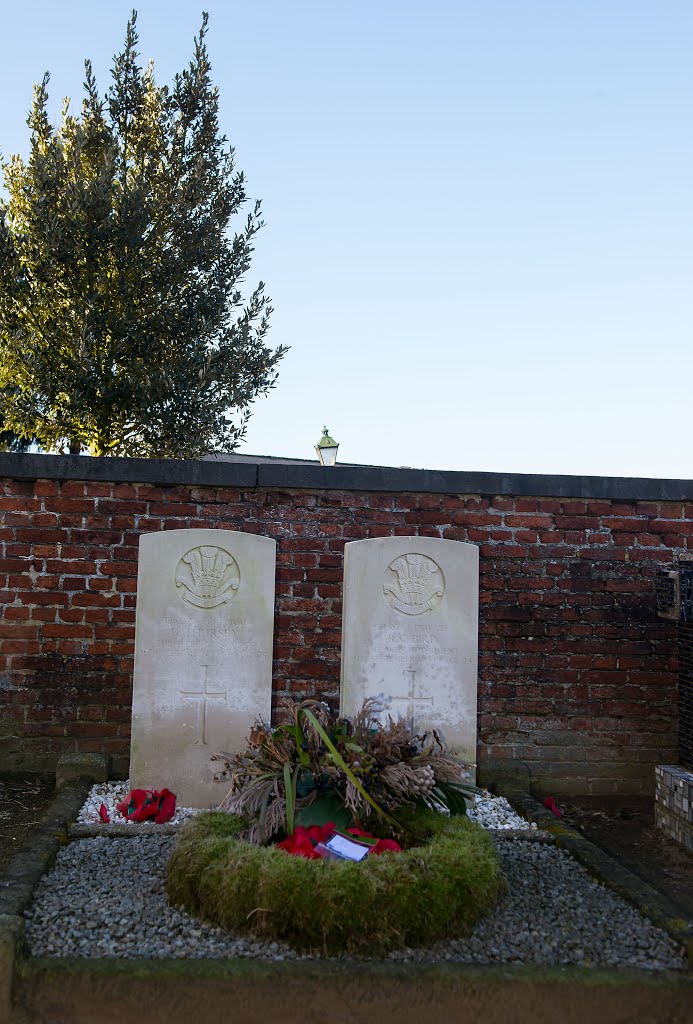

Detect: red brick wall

[0,471,681,796]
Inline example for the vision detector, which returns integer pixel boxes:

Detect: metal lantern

[315,427,339,467]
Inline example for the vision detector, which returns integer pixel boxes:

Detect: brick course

[0,456,683,795]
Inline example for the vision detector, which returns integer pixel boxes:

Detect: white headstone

[340,537,479,768]
[130,529,276,807]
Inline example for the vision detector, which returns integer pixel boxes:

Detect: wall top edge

[0,452,692,502]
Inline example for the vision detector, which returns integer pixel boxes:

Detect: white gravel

[467,793,538,831]
[76,780,538,833]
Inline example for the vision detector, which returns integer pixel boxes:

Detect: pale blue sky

[1,2,691,477]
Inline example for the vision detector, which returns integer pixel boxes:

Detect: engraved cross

[180,665,227,745]
[388,668,433,733]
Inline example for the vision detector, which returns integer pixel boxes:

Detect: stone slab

[12,952,693,1024]
[340,537,479,766]
[55,753,111,790]
[129,529,275,807]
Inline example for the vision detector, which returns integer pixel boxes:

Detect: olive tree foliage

[0,12,285,457]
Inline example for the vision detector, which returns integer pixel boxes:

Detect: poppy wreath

[276,822,403,858]
[166,807,507,955]
[116,788,176,824]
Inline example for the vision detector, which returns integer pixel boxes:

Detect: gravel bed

[75,781,540,833]
[24,833,685,969]
[75,781,199,828]
[467,793,538,831]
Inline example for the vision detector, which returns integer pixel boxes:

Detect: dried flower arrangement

[211,698,477,845]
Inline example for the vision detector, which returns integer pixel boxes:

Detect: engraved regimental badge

[383,552,445,615]
[175,546,240,609]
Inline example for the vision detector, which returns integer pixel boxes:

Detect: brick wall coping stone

[1,451,693,501]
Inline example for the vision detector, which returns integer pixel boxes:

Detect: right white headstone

[340,537,479,769]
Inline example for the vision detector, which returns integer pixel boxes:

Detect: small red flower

[277,826,322,858]
[372,838,402,855]
[543,795,563,818]
[347,827,402,854]
[155,788,176,824]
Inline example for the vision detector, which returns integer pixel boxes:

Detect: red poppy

[543,795,563,818]
[116,787,177,824]
[276,825,326,858]
[155,788,176,824]
[372,838,402,854]
[347,827,402,854]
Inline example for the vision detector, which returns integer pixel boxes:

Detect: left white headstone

[129,529,276,808]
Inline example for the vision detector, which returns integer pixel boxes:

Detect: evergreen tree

[0,12,285,457]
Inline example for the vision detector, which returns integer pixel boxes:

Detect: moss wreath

[166,809,508,955]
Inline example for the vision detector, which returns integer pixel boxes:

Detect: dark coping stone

[1,452,693,500]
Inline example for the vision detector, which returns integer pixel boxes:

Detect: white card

[324,833,371,861]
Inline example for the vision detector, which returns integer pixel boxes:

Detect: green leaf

[259,786,271,837]
[294,792,351,831]
[299,708,397,828]
[294,767,316,800]
[283,762,295,835]
[430,781,478,815]
[294,723,310,766]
